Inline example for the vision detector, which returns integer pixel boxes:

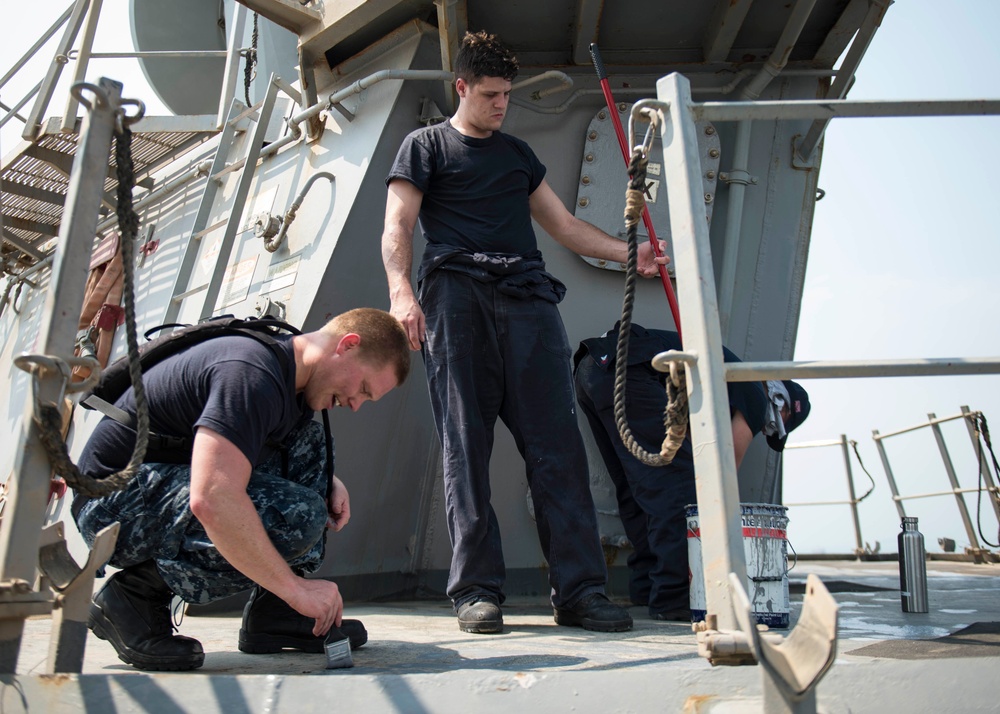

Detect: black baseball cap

[766,380,811,452]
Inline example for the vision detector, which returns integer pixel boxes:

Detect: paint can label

[686,503,790,628]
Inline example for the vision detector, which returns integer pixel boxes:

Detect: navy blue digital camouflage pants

[75,421,331,604]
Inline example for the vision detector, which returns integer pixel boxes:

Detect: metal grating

[1,117,217,272]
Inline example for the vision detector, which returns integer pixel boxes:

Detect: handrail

[717,357,1000,381]
[872,408,999,554]
[651,73,1000,641]
[783,434,868,557]
[0,3,73,92]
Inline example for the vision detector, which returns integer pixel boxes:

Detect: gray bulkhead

[0,6,826,601]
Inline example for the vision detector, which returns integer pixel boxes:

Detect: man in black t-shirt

[574,323,810,621]
[74,308,409,670]
[381,31,667,635]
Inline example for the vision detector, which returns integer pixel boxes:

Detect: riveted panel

[573,103,721,275]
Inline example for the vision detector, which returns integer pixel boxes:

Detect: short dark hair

[454,31,518,84]
[323,308,411,386]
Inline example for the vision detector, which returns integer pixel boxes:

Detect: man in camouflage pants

[73,308,410,671]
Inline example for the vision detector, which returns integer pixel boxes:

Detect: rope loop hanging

[28,98,151,499]
[613,144,689,466]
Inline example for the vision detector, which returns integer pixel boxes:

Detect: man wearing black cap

[573,322,810,622]
[762,379,811,452]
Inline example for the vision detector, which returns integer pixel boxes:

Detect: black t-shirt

[77,334,307,478]
[386,121,547,256]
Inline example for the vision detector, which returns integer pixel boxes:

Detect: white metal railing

[0,0,247,141]
[783,435,874,558]
[873,406,1000,557]
[637,77,1000,710]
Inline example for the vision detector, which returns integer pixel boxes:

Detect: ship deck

[10,559,1000,712]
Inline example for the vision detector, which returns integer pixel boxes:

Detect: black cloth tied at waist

[418,244,566,304]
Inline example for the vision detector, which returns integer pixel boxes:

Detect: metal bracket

[791,134,817,170]
[327,102,356,123]
[0,578,53,619]
[14,353,102,403]
[719,169,757,186]
[730,572,839,713]
[40,521,119,673]
[694,615,758,666]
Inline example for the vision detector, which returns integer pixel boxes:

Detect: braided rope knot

[659,362,688,463]
[624,188,645,231]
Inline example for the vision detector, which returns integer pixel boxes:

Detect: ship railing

[2,0,242,143]
[0,4,73,135]
[782,435,872,560]
[640,75,1000,694]
[781,407,1000,563]
[872,405,1000,562]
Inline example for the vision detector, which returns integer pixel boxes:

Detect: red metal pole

[590,43,682,339]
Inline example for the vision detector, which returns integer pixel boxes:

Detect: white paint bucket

[686,502,790,628]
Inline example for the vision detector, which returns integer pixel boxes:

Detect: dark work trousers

[574,358,696,616]
[419,269,609,610]
[75,421,331,604]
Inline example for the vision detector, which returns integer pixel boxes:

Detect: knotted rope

[613,147,688,466]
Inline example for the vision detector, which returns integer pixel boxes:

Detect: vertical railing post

[838,435,864,557]
[872,429,907,521]
[928,412,981,550]
[59,0,105,133]
[655,73,746,631]
[21,0,90,140]
[216,2,249,129]
[0,77,122,673]
[198,75,279,320]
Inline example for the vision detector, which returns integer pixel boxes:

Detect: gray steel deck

[8,559,999,712]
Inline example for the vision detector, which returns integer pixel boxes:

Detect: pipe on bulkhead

[264,172,335,253]
[259,70,455,159]
[511,70,573,100]
[718,0,818,339]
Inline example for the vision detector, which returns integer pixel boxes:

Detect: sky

[785,0,1000,556]
[2,1,998,557]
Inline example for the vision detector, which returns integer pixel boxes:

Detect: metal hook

[115,97,146,134]
[14,354,72,407]
[69,82,109,112]
[120,98,146,126]
[13,354,101,402]
[650,349,698,382]
[628,99,668,158]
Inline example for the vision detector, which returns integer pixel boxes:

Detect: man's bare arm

[529,179,666,277]
[381,180,426,350]
[189,427,342,636]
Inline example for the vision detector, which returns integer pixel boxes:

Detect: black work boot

[554,592,633,632]
[238,585,368,654]
[456,597,503,634]
[88,560,205,671]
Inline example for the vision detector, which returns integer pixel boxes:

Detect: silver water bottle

[898,516,928,613]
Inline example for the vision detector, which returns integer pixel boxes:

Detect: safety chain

[613,146,689,466]
[970,411,1000,548]
[32,105,150,499]
[244,12,259,107]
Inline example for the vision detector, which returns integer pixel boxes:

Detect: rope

[849,439,877,503]
[31,119,150,498]
[244,13,259,107]
[613,147,688,466]
[970,411,1000,548]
